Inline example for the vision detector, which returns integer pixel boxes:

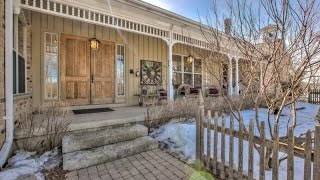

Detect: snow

[0,148,61,180]
[151,102,320,179]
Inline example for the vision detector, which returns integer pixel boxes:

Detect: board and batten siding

[31,11,219,106]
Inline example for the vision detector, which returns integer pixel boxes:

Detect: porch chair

[157,87,167,104]
[177,84,191,96]
[206,86,220,97]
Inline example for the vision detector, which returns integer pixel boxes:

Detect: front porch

[68,106,147,132]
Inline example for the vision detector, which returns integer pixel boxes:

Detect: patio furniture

[157,87,167,104]
[177,84,191,96]
[206,86,220,97]
[139,85,158,106]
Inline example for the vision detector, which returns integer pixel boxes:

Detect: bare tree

[194,0,320,169]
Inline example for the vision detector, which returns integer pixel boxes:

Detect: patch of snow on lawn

[151,102,320,179]
[0,148,61,180]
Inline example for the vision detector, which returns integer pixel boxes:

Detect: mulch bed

[44,167,67,180]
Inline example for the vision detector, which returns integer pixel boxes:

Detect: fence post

[196,90,204,161]
[248,119,254,180]
[220,114,226,179]
[304,130,312,180]
[259,122,265,180]
[238,117,244,180]
[313,126,320,180]
[229,115,234,180]
[287,127,294,180]
[206,110,212,170]
[272,123,279,180]
[213,112,219,174]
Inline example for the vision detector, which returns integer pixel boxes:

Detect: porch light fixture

[89,38,101,50]
[186,55,194,64]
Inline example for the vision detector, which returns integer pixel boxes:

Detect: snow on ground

[0,148,61,180]
[151,102,320,179]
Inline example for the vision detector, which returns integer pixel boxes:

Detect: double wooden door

[60,34,115,105]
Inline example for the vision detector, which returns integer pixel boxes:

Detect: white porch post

[228,58,233,96]
[167,29,174,100]
[260,62,263,91]
[235,58,240,96]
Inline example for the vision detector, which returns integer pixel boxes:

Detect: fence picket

[304,130,312,180]
[196,106,201,160]
[313,126,320,179]
[259,122,265,180]
[287,127,294,180]
[248,119,254,180]
[207,110,212,170]
[213,112,219,174]
[196,110,319,180]
[238,117,244,180]
[220,114,226,179]
[272,123,279,180]
[229,115,234,180]
[200,105,205,161]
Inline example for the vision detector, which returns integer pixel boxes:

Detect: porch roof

[16,0,235,53]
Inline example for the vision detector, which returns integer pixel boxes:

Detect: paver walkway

[65,149,197,180]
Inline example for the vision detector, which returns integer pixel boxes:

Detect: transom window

[172,54,202,88]
[44,32,59,99]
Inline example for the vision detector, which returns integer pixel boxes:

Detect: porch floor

[65,149,197,180]
[68,106,147,131]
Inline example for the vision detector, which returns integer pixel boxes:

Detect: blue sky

[141,0,230,23]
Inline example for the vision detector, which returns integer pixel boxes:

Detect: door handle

[91,74,94,83]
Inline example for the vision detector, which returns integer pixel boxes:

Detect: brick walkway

[65,149,197,180]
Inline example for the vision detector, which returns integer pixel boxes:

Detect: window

[172,54,202,88]
[44,32,59,99]
[117,45,125,96]
[13,50,26,94]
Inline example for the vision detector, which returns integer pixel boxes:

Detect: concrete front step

[63,136,158,171]
[62,124,148,153]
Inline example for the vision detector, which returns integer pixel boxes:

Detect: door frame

[60,33,116,105]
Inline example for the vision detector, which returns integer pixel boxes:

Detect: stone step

[62,124,148,153]
[63,136,158,171]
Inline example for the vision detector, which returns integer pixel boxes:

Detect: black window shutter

[13,50,16,94]
[18,54,25,93]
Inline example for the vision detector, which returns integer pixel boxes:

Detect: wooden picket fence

[308,88,320,104]
[195,92,320,180]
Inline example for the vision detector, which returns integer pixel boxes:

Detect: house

[0,0,267,167]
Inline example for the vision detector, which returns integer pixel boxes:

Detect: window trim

[43,32,60,100]
[172,53,203,88]
[13,48,27,95]
[116,44,126,97]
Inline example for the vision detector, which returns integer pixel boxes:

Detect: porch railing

[18,0,212,50]
[196,92,320,180]
[308,88,320,104]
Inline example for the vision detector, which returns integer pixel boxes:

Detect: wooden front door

[60,34,115,105]
[90,41,115,104]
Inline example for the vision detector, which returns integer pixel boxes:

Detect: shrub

[146,95,255,129]
[17,102,72,152]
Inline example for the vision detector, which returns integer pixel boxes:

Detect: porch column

[167,29,174,100]
[235,58,240,96]
[228,57,233,96]
[260,62,264,92]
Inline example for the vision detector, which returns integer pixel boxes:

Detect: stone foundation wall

[0,6,33,149]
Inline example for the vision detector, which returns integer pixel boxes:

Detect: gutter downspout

[0,0,14,168]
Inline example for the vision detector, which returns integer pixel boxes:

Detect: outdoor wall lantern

[186,55,194,64]
[89,38,101,50]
